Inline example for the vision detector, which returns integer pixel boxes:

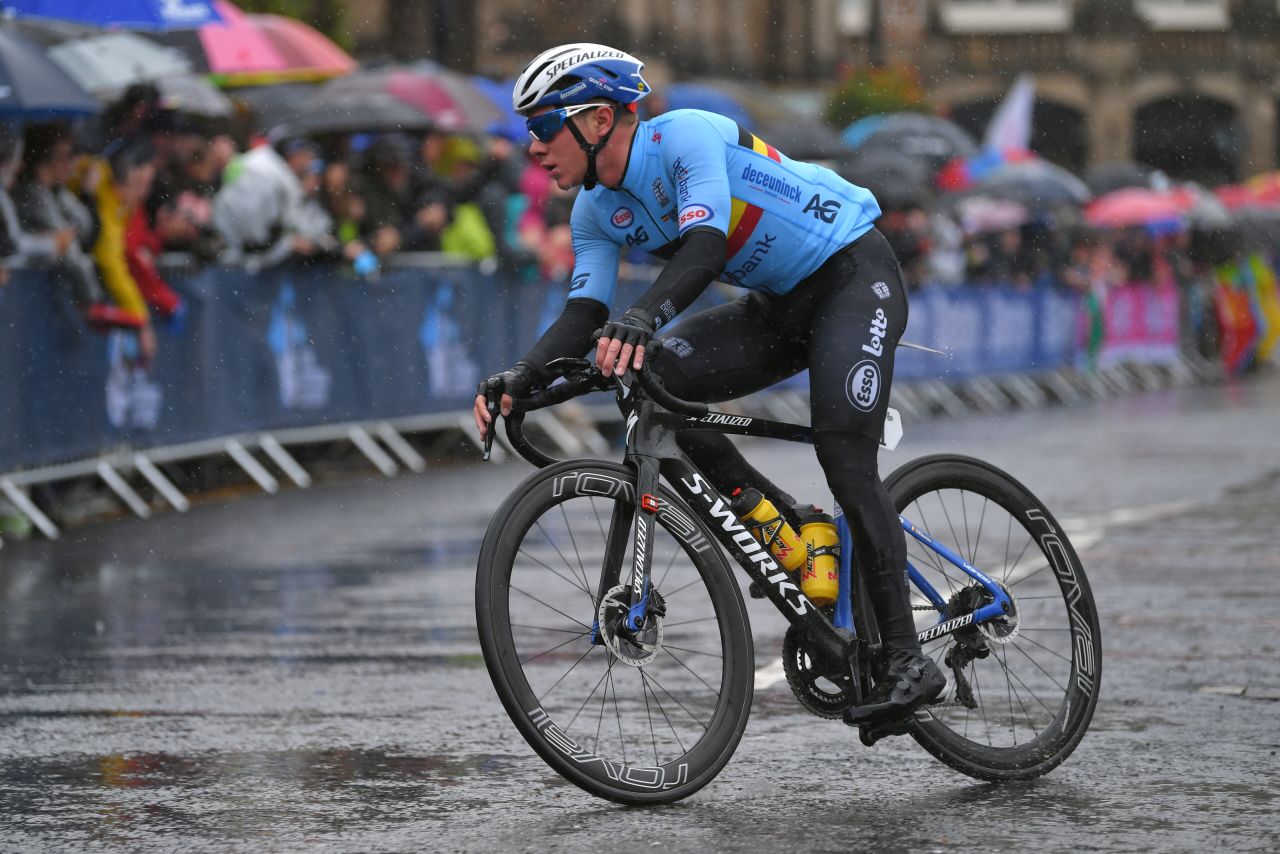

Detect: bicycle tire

[476,460,754,804]
[884,454,1102,781]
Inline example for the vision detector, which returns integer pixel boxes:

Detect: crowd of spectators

[0,82,1261,371]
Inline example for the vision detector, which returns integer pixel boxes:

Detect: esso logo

[611,207,634,228]
[678,204,712,230]
[846,360,881,412]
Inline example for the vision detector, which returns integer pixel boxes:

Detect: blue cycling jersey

[567,109,881,305]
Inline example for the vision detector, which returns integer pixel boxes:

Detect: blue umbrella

[665,82,752,127]
[0,27,100,118]
[469,76,526,143]
[1,0,223,30]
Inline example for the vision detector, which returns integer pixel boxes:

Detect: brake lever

[482,380,501,462]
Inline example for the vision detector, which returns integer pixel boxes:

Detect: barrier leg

[133,454,190,512]
[0,478,60,540]
[97,461,151,519]
[225,439,279,494]
[347,426,398,477]
[259,435,312,488]
[375,423,427,473]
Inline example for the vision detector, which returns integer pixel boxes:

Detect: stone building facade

[354,1,1280,181]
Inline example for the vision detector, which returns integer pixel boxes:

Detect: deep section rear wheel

[476,461,753,804]
[885,454,1102,781]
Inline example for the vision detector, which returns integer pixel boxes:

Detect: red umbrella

[1085,188,1186,228]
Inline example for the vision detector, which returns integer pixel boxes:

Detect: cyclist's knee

[813,429,880,487]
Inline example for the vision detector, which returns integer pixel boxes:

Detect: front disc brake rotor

[597,585,663,667]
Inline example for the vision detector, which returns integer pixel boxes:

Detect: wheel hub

[597,585,664,667]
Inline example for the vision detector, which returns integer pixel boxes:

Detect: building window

[1135,0,1228,31]
[838,0,871,35]
[939,0,1072,34]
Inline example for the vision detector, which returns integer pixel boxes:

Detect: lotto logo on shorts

[872,281,890,300]
[846,360,881,412]
[678,204,712,230]
[611,207,634,228]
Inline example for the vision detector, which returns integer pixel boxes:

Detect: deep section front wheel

[885,454,1102,781]
[475,461,754,804]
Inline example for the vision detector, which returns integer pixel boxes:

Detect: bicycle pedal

[748,581,766,599]
[858,718,912,747]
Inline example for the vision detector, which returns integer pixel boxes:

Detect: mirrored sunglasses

[526,104,598,143]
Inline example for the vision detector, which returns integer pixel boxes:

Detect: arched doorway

[949,97,1088,173]
[1134,96,1241,186]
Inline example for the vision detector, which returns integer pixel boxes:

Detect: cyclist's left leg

[805,230,945,722]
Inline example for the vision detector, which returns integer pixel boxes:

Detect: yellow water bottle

[730,488,806,573]
[798,509,840,606]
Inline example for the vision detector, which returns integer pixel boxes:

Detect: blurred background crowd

[2,0,1279,373]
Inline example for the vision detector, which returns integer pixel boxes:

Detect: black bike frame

[616,395,857,671]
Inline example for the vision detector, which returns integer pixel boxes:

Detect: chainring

[781,624,858,719]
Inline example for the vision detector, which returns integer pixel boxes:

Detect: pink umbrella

[386,67,503,133]
[1085,188,1186,228]
[246,13,356,78]
[153,1,354,86]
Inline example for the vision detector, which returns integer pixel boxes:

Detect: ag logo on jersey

[678,204,713,231]
[846,360,881,412]
[804,193,842,224]
[611,207,634,228]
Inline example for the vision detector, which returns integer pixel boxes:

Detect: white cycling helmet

[511,43,650,115]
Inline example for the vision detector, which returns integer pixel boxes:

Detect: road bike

[474,348,1102,804]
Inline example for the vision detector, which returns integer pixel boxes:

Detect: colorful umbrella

[1,0,223,29]
[153,2,353,86]
[246,13,355,79]
[46,32,192,96]
[387,63,505,134]
[936,148,1035,192]
[1085,188,1185,228]
[0,26,99,118]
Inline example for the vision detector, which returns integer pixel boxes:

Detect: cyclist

[473,43,945,725]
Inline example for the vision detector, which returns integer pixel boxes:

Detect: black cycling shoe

[843,648,947,728]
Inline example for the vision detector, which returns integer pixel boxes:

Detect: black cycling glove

[600,311,655,349]
[478,360,538,400]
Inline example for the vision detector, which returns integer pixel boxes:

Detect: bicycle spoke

[535,519,594,600]
[661,643,723,660]
[567,659,616,732]
[520,629,592,666]
[511,583,592,631]
[661,646,722,697]
[538,644,601,706]
[642,668,713,730]
[558,503,594,602]
[1010,638,1071,692]
[516,547,594,602]
[641,669,688,755]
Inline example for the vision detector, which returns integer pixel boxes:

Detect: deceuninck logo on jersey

[611,207,634,228]
[846,360,881,412]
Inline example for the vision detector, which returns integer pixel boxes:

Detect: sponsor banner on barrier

[8,268,1211,476]
[1097,281,1181,369]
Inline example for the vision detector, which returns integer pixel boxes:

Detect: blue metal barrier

[1,266,1084,475]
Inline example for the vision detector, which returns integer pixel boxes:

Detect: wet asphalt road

[2,374,1279,852]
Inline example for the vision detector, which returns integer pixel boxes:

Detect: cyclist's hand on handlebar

[474,362,537,438]
[596,311,654,378]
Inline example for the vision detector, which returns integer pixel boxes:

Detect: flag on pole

[983,74,1035,153]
